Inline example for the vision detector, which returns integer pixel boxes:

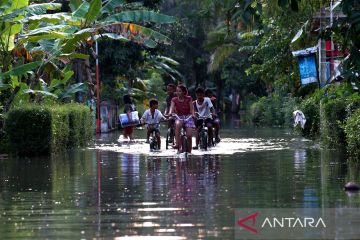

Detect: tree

[0,0,176,110]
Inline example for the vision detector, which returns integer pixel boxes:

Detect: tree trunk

[231,88,239,114]
[3,86,20,113]
[73,58,85,103]
[214,71,222,112]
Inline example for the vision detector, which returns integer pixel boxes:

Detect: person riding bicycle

[164,83,177,143]
[169,85,195,153]
[141,99,166,149]
[205,88,221,143]
[193,87,217,150]
[165,83,177,116]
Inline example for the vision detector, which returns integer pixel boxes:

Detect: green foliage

[282,97,300,127]
[4,104,92,156]
[5,105,52,156]
[344,109,360,158]
[65,104,93,148]
[249,95,298,127]
[320,98,347,147]
[249,97,266,125]
[297,96,320,138]
[50,105,70,152]
[1,0,175,117]
[333,0,360,87]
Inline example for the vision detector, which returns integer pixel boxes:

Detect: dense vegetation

[5,104,92,156]
[1,0,360,157]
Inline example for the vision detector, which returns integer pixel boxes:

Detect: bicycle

[165,118,175,150]
[195,113,213,151]
[171,113,193,154]
[146,123,160,151]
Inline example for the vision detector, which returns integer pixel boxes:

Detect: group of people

[122,84,221,153]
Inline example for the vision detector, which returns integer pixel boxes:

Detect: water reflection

[0,128,360,239]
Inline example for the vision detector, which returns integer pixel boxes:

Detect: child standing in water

[123,94,137,140]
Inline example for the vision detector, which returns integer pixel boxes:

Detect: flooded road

[0,127,359,239]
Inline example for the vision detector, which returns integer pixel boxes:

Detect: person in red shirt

[169,85,195,153]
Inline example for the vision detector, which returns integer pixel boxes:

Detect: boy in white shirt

[193,87,217,149]
[141,99,166,149]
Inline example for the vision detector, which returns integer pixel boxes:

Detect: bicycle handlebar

[171,113,193,121]
[195,112,212,120]
[143,119,168,125]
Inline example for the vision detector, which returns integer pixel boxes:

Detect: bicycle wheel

[181,134,188,153]
[170,128,175,144]
[201,131,208,151]
[150,140,155,150]
[166,128,171,150]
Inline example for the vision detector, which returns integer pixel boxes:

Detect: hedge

[5,104,93,156]
[249,95,297,127]
[319,98,347,147]
[297,96,321,138]
[344,109,360,158]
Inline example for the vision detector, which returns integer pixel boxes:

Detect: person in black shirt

[164,83,176,115]
[205,89,221,143]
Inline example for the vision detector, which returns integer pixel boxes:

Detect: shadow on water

[0,127,360,239]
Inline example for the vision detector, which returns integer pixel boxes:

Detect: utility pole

[96,40,101,134]
[318,7,327,87]
[330,0,334,75]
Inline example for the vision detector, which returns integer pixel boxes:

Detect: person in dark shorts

[205,89,221,143]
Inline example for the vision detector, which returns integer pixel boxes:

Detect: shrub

[64,104,92,147]
[6,106,52,155]
[320,98,347,147]
[249,97,266,125]
[282,97,300,128]
[5,104,93,156]
[298,96,320,138]
[249,95,284,126]
[345,93,360,119]
[249,95,299,127]
[344,109,360,158]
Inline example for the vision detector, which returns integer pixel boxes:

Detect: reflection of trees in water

[142,155,222,237]
[142,155,221,205]
[166,156,220,208]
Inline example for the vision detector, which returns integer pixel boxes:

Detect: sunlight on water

[115,237,187,240]
[90,136,291,156]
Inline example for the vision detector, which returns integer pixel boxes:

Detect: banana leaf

[103,23,172,45]
[0,61,42,79]
[85,0,102,25]
[23,89,58,98]
[0,83,11,91]
[93,33,130,42]
[102,10,176,24]
[72,1,90,19]
[101,0,125,14]
[58,83,87,100]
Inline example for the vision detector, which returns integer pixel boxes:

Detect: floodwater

[0,127,359,239]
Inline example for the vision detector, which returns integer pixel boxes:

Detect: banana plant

[20,0,176,100]
[0,1,65,112]
[1,0,176,111]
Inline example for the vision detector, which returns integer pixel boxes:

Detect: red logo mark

[237,212,259,234]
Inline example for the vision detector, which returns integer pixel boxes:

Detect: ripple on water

[90,137,291,156]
